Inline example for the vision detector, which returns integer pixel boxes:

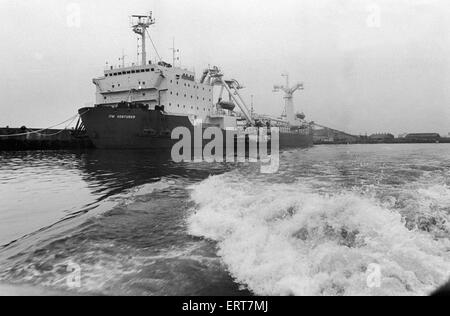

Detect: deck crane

[202,67,255,125]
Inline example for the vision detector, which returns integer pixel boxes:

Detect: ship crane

[273,73,304,125]
[203,67,255,125]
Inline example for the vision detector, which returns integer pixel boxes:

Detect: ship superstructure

[94,13,216,121]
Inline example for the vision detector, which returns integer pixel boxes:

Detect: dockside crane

[273,73,304,125]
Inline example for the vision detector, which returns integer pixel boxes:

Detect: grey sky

[0,0,448,135]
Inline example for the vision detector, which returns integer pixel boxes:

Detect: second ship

[78,13,313,150]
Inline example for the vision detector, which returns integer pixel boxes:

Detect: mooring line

[0,110,90,138]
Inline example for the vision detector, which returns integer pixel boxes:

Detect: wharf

[0,127,93,151]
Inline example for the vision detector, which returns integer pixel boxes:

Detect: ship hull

[79,107,313,150]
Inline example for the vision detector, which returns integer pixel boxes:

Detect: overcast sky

[0,0,449,135]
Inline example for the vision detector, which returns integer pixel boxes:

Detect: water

[0,144,449,296]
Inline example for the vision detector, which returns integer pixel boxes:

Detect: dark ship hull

[79,107,313,150]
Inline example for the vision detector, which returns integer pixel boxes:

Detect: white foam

[110,178,177,206]
[188,173,450,296]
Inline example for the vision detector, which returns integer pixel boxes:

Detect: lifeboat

[218,101,236,111]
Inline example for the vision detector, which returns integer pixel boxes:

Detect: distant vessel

[78,12,313,150]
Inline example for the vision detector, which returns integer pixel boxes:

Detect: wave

[188,172,450,296]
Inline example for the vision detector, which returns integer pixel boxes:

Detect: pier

[312,125,450,145]
[0,127,93,151]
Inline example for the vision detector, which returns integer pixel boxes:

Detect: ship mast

[131,12,155,66]
[170,38,180,67]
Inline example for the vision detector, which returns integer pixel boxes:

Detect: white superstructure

[94,64,215,120]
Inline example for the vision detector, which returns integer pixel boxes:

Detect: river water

[0,144,449,296]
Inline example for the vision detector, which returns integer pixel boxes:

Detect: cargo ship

[78,13,313,150]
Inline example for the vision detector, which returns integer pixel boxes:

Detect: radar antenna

[131,12,156,66]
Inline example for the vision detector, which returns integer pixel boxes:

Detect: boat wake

[188,172,450,296]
